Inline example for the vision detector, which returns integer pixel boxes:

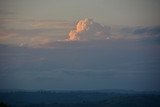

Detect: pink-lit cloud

[67,18,110,41]
[0,18,72,47]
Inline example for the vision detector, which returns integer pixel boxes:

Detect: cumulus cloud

[67,18,110,41]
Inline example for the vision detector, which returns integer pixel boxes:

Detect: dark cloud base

[0,39,160,91]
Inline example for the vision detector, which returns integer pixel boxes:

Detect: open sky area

[0,0,160,26]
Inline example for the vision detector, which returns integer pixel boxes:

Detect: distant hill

[0,90,160,107]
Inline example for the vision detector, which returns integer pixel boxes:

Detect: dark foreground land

[0,90,160,107]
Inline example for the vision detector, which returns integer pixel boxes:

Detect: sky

[0,0,160,26]
[0,0,160,91]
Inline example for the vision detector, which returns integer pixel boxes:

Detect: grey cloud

[0,41,160,90]
[111,26,160,40]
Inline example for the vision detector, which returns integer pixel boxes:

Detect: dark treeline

[0,90,160,107]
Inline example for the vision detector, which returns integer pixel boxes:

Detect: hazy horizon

[0,0,160,91]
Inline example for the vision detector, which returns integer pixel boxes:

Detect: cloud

[0,18,72,30]
[67,18,110,41]
[30,20,72,29]
[111,26,160,40]
[0,18,72,47]
[0,42,160,90]
[0,18,159,48]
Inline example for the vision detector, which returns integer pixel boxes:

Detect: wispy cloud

[110,26,160,40]
[0,18,72,47]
